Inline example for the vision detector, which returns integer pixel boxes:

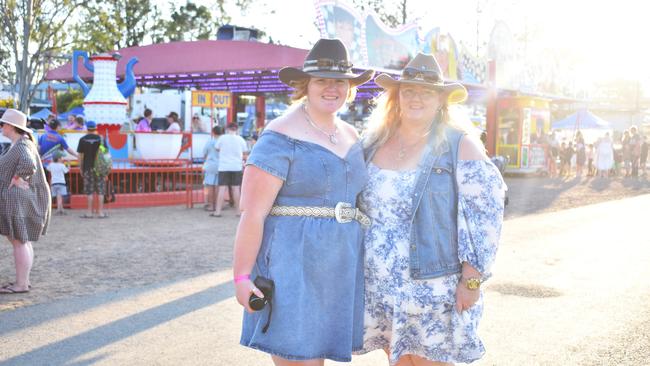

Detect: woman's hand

[9,176,29,190]
[455,280,480,313]
[235,279,265,313]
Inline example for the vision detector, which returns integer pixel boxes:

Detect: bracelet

[234,274,250,284]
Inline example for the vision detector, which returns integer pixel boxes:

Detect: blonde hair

[288,78,358,105]
[363,85,478,152]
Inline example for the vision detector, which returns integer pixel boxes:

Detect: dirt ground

[1,174,650,312]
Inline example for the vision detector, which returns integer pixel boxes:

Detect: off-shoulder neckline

[262,129,362,160]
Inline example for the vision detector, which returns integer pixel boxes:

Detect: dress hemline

[241,341,362,362]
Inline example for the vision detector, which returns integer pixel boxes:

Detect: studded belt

[269,202,371,228]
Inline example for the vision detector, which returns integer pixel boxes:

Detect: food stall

[495,96,551,173]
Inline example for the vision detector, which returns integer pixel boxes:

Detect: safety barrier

[58,159,206,209]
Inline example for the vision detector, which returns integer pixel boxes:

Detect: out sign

[212,92,231,108]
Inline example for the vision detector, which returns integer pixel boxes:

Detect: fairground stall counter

[496,96,551,174]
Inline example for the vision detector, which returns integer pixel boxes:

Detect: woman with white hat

[0,109,51,294]
[233,38,374,364]
[357,53,507,364]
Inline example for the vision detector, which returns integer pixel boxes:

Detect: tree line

[0,0,255,112]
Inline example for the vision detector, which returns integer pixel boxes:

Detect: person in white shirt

[212,123,249,217]
[46,155,69,215]
[166,112,181,133]
[203,125,224,212]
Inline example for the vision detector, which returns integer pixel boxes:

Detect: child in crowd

[47,154,69,215]
[565,142,575,177]
[559,142,573,176]
[587,144,596,176]
[613,148,623,176]
[202,125,223,212]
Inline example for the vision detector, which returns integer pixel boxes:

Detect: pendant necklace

[396,126,434,160]
[303,105,339,145]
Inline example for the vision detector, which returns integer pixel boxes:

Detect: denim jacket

[364,127,464,279]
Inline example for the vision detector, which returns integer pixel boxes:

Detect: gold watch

[462,277,481,290]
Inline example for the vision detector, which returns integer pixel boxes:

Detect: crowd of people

[200,122,255,218]
[539,127,648,179]
[133,108,184,133]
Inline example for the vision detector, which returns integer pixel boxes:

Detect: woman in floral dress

[358,54,507,365]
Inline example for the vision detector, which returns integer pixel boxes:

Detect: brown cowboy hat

[375,53,468,104]
[279,38,374,87]
[0,109,33,135]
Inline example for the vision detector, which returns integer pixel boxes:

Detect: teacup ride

[61,130,86,159]
[132,131,185,166]
[190,132,211,160]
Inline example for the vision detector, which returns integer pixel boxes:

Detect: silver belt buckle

[334,202,353,224]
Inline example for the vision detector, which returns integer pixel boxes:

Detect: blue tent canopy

[29,108,52,120]
[57,106,84,121]
[552,110,611,130]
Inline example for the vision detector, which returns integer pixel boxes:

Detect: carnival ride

[43,41,314,208]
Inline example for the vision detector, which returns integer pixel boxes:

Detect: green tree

[160,0,255,42]
[0,0,85,112]
[74,0,255,51]
[0,48,13,86]
[56,88,84,112]
[73,0,163,54]
[163,2,216,42]
[351,0,409,27]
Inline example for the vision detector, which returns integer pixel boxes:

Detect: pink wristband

[234,274,250,283]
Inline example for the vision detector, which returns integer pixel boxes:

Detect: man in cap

[76,121,107,218]
[212,123,248,217]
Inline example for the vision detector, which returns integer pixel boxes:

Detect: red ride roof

[45,40,309,93]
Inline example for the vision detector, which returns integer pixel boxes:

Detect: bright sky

[206,0,650,94]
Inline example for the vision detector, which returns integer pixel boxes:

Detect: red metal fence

[56,159,206,209]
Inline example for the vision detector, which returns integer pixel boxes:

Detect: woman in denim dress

[233,39,374,365]
[357,54,507,365]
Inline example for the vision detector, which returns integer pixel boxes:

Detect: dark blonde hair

[363,85,474,152]
[289,78,357,104]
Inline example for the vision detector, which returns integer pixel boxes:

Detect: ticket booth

[496,96,551,173]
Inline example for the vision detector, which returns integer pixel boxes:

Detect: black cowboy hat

[279,38,374,87]
[375,53,468,104]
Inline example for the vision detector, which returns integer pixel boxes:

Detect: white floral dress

[358,160,506,365]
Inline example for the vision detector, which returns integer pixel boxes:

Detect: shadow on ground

[0,281,232,366]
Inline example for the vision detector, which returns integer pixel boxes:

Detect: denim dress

[240,130,368,362]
